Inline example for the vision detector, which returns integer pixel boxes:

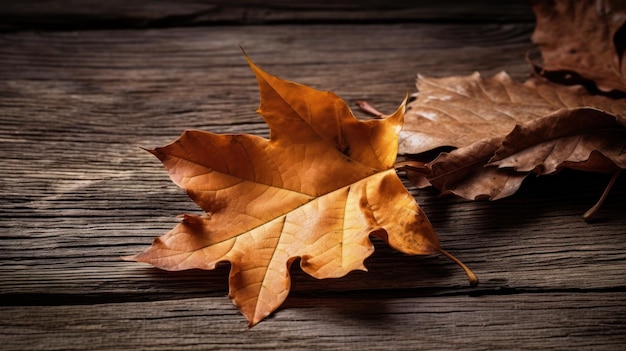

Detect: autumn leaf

[489,108,626,175]
[124,54,476,326]
[398,71,626,201]
[530,0,626,93]
[399,71,623,155]
[422,137,529,200]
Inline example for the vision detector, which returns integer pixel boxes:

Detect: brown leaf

[401,71,626,200]
[124,55,441,326]
[489,108,626,174]
[427,137,529,200]
[400,71,623,155]
[530,0,626,93]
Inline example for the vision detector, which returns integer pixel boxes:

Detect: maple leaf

[489,108,626,174]
[530,0,626,93]
[399,71,623,155]
[421,137,529,201]
[124,54,476,326]
[398,72,626,202]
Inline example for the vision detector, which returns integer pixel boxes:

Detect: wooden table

[1,1,625,349]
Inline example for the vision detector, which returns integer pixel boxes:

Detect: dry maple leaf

[399,71,623,155]
[490,108,626,174]
[397,71,626,203]
[124,54,476,326]
[530,0,626,93]
[421,137,529,201]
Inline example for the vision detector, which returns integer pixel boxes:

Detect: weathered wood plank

[2,293,626,350]
[0,0,533,31]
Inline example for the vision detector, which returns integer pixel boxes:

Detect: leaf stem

[437,248,479,287]
[394,160,429,173]
[583,169,622,222]
[356,100,385,118]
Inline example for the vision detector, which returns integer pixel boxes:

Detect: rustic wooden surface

[1,2,625,350]
[0,0,533,30]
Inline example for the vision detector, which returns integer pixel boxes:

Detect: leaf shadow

[289,243,458,294]
[279,294,395,328]
[135,264,232,298]
[416,169,625,242]
[476,170,625,232]
[278,244,471,326]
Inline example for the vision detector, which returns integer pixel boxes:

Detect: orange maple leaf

[125,54,475,326]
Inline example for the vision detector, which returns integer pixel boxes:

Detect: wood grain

[1,21,625,350]
[2,293,626,350]
[0,0,533,31]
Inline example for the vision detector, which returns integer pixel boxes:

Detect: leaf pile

[400,73,626,201]
[396,0,626,215]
